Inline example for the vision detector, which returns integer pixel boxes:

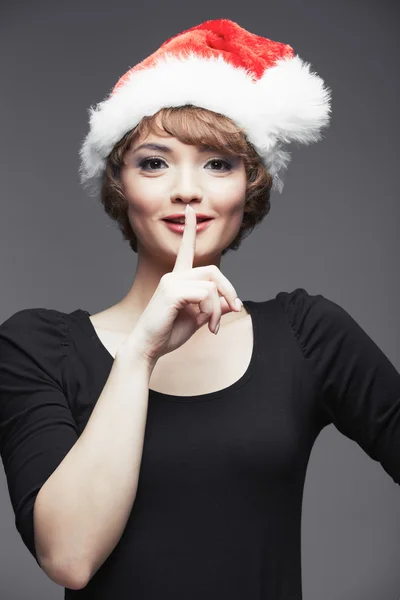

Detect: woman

[1,18,399,599]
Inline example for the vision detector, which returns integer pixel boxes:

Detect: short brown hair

[100,105,273,256]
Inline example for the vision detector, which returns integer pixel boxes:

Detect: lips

[163,219,214,234]
[163,217,212,224]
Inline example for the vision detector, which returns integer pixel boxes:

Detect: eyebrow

[130,142,217,155]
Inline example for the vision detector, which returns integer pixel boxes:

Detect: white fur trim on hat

[79,52,331,196]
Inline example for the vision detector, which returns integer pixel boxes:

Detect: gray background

[1,0,399,598]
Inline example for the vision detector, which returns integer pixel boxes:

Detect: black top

[1,288,399,599]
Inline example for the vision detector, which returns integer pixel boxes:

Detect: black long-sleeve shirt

[1,287,400,599]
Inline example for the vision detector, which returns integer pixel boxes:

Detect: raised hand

[119,204,243,367]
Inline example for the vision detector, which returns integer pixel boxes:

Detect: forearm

[34,347,153,588]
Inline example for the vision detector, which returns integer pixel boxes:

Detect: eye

[205,159,233,172]
[136,157,233,172]
[137,157,167,171]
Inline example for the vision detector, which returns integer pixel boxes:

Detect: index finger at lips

[172,204,196,273]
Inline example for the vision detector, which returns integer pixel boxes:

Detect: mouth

[162,218,214,234]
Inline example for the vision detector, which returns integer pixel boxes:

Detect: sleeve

[0,308,79,566]
[276,287,400,485]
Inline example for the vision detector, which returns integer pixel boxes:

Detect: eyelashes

[136,156,234,172]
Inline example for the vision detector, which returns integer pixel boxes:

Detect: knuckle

[209,264,219,275]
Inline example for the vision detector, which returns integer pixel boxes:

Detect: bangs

[124,105,257,163]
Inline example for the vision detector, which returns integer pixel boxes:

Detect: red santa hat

[79,18,332,196]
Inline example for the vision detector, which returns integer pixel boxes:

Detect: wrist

[115,339,157,375]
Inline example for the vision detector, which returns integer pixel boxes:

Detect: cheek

[222,171,247,200]
[224,182,247,213]
[124,179,163,216]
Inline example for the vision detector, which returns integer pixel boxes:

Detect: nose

[170,168,203,203]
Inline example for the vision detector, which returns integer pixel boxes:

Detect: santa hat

[79,18,332,196]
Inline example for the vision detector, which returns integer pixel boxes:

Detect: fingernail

[214,321,220,335]
[234,298,243,311]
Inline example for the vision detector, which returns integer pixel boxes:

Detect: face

[120,125,247,266]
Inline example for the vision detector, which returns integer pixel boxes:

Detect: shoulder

[276,286,332,315]
[0,307,67,334]
[275,287,346,322]
[0,308,69,381]
[274,287,357,356]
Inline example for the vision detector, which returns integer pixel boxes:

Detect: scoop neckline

[76,300,259,403]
